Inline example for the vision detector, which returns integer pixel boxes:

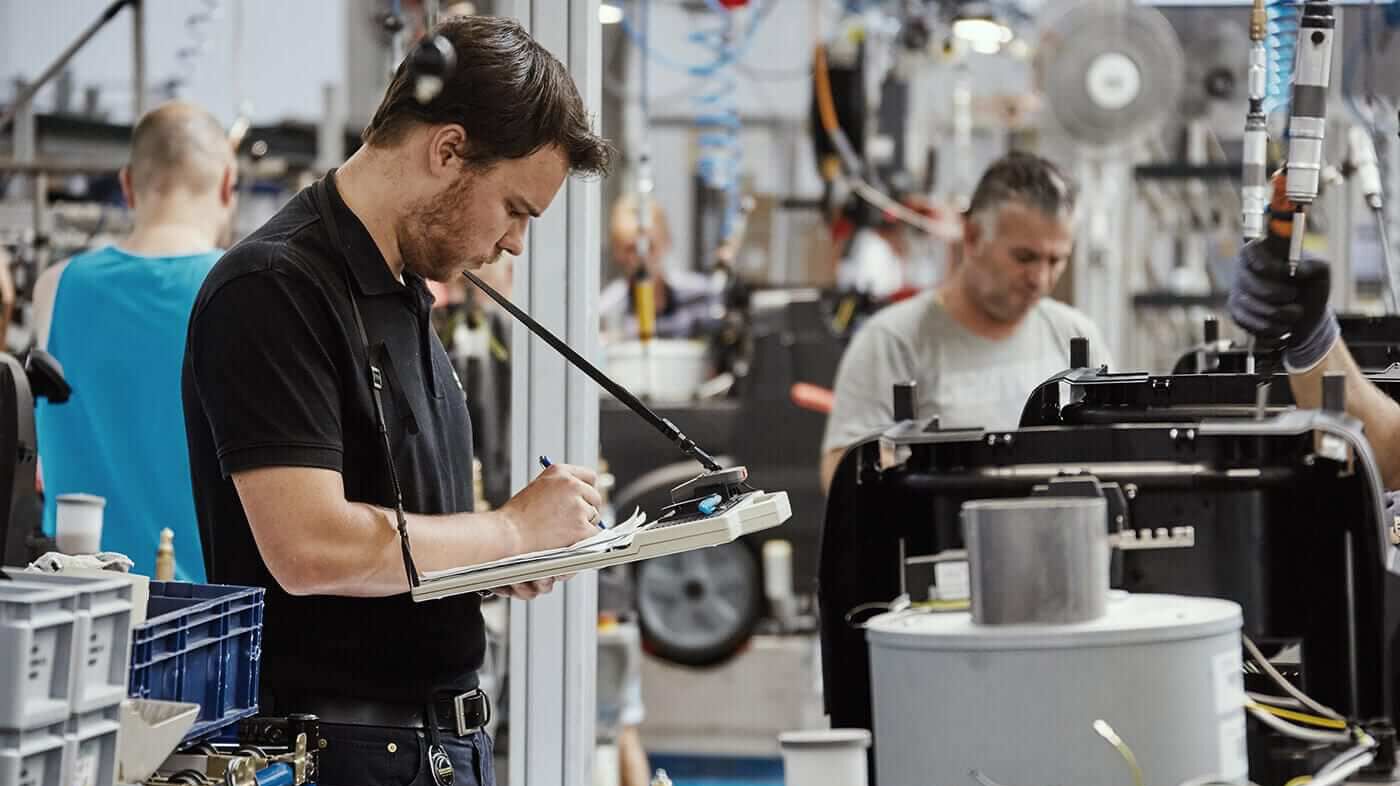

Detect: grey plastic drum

[865,593,1247,786]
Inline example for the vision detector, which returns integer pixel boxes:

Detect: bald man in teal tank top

[32,101,237,580]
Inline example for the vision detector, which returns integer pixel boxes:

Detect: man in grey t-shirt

[820,153,1111,491]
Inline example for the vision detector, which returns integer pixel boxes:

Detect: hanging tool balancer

[1281,1,1335,276]
[1250,0,1335,416]
[1241,0,1270,242]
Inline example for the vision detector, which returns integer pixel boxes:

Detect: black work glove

[1227,238,1339,371]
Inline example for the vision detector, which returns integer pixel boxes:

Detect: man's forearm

[263,493,520,596]
[329,501,526,594]
[1289,339,1400,488]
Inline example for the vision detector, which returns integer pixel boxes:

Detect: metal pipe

[1344,530,1362,717]
[895,467,1295,492]
[131,0,145,117]
[0,158,123,175]
[1380,209,1400,313]
[0,0,137,134]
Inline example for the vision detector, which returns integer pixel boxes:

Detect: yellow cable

[1117,742,1144,786]
[911,598,970,612]
[488,334,509,363]
[1247,702,1349,730]
[1092,720,1144,786]
[812,45,839,134]
[833,296,856,332]
[1284,776,1312,786]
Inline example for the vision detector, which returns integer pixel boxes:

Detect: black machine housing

[1176,315,1400,375]
[0,349,69,570]
[821,377,1400,782]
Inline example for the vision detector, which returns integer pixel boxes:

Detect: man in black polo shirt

[182,17,612,786]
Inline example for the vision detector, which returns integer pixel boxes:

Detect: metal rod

[0,0,136,134]
[1343,530,1362,717]
[1378,207,1400,312]
[896,468,1296,492]
[131,0,145,118]
[461,270,723,472]
[0,158,122,176]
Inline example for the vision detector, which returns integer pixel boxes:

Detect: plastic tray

[128,582,264,744]
[116,699,199,784]
[0,722,66,786]
[0,581,76,730]
[3,570,133,715]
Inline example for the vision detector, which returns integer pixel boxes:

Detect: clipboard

[410,490,791,602]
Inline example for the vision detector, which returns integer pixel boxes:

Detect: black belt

[286,690,491,738]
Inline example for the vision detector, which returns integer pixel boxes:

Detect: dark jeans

[316,721,495,786]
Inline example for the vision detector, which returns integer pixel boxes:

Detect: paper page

[421,509,648,579]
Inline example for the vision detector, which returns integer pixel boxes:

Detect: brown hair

[362,15,613,177]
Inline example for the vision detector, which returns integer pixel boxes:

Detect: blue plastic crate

[127,582,264,744]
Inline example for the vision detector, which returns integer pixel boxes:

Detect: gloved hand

[1227,239,1339,371]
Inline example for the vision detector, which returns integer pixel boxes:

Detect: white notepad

[423,508,649,576]
[411,490,791,602]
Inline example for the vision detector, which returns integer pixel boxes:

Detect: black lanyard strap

[311,178,420,589]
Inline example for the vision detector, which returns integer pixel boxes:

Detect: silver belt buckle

[453,690,481,737]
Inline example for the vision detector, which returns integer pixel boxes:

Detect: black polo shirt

[181,171,481,703]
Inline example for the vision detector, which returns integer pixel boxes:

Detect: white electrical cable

[1246,705,1351,744]
[1243,635,1345,721]
[849,179,949,238]
[1316,738,1378,777]
[1310,752,1376,786]
[1246,691,1304,709]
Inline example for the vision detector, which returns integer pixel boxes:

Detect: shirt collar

[324,169,426,299]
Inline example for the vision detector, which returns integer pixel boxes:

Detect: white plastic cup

[778,729,871,786]
[763,539,796,627]
[55,493,106,554]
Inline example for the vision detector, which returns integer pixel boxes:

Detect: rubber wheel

[635,539,763,668]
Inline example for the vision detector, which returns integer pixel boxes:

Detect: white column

[1074,156,1130,364]
[500,2,602,785]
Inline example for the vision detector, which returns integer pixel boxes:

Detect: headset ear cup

[411,35,458,105]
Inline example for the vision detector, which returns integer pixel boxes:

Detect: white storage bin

[0,581,77,730]
[0,722,67,786]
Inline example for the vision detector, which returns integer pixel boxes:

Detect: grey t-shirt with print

[822,289,1112,455]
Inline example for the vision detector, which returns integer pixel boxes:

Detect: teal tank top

[36,245,220,581]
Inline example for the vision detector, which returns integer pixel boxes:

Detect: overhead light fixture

[599,2,623,24]
[952,17,1013,55]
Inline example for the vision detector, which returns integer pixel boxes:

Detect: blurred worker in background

[820,152,1111,492]
[32,100,237,580]
[829,189,960,300]
[600,193,722,341]
[182,17,611,786]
